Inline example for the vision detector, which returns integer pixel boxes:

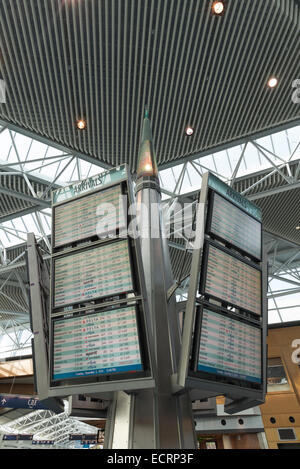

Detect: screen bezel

[206,189,263,262]
[51,238,136,311]
[189,302,263,391]
[50,302,150,385]
[52,181,128,252]
[199,239,263,318]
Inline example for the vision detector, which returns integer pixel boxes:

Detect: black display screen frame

[51,237,137,311]
[199,239,263,319]
[206,189,263,263]
[50,301,151,386]
[189,302,263,391]
[52,181,129,253]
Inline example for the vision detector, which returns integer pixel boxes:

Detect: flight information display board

[200,243,262,316]
[194,308,262,385]
[53,240,133,309]
[53,184,126,248]
[52,306,143,381]
[207,192,262,260]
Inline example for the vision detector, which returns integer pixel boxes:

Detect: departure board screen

[201,244,261,316]
[208,192,262,260]
[54,184,126,248]
[53,240,133,308]
[52,306,143,380]
[196,309,262,384]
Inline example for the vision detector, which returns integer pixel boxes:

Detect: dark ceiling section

[0,0,299,172]
[0,172,52,223]
[233,160,300,245]
[256,189,300,245]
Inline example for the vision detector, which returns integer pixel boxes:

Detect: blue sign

[0,394,47,410]
[2,434,33,441]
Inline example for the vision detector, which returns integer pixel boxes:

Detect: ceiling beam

[247,181,300,201]
[0,187,50,208]
[0,206,47,224]
[0,119,113,171]
[159,118,300,171]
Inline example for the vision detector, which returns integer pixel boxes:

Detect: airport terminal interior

[0,0,299,450]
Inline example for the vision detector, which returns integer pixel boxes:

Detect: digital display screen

[54,184,126,248]
[196,308,261,384]
[201,243,262,316]
[53,240,133,308]
[209,192,262,260]
[52,306,143,381]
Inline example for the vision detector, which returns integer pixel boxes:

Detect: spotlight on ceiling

[185,126,194,136]
[267,77,279,89]
[212,1,225,15]
[76,118,87,130]
[296,226,300,231]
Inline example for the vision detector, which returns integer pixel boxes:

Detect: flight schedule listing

[203,244,261,316]
[210,192,262,260]
[54,184,126,247]
[197,309,261,384]
[52,306,143,380]
[53,240,133,308]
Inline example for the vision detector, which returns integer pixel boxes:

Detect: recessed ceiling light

[296,226,300,231]
[185,126,194,136]
[76,119,87,130]
[268,77,278,89]
[212,1,225,15]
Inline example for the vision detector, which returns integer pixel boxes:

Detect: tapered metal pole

[106,112,196,449]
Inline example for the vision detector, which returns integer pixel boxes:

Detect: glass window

[206,442,217,450]
[267,357,290,392]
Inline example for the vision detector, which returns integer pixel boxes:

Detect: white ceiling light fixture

[185,126,194,136]
[76,118,87,130]
[268,77,279,89]
[212,1,225,16]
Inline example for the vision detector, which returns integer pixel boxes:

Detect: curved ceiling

[0,0,299,172]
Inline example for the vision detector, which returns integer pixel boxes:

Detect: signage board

[52,240,134,309]
[69,434,97,442]
[53,184,127,248]
[207,173,262,221]
[177,172,266,412]
[200,242,262,317]
[48,165,155,397]
[18,435,33,441]
[0,394,47,410]
[2,435,18,441]
[207,191,262,261]
[32,440,55,445]
[191,306,262,387]
[52,165,128,204]
[51,305,143,381]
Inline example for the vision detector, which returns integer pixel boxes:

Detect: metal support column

[105,112,196,449]
[27,233,64,413]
